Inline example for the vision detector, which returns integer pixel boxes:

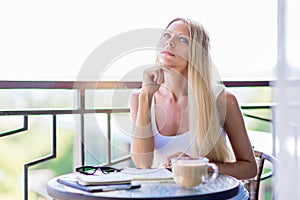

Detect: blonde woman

[130,18,257,199]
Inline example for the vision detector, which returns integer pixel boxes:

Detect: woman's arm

[215,90,257,180]
[129,90,155,168]
[130,66,168,168]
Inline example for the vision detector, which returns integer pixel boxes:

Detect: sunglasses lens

[101,167,116,174]
[78,167,97,175]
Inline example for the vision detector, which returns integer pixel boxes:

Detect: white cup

[171,157,218,188]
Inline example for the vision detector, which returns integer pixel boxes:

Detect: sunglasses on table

[75,166,122,175]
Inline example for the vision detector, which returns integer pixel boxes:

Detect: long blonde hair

[165,18,234,162]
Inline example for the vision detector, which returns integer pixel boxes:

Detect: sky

[0,0,297,81]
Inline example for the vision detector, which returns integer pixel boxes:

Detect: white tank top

[151,84,225,167]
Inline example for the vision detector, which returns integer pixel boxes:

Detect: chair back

[244,150,276,200]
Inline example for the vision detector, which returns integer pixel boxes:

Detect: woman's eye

[163,32,171,39]
[179,37,188,44]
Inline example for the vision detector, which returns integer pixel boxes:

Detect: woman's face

[158,20,190,71]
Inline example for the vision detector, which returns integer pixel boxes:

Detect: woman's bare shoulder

[217,89,239,106]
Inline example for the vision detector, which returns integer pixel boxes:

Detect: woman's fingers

[164,152,190,169]
[167,151,190,161]
[153,69,161,84]
[155,65,173,84]
[142,65,173,94]
[159,65,172,73]
[143,65,168,85]
[157,69,164,84]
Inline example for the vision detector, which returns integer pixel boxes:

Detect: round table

[47,173,240,200]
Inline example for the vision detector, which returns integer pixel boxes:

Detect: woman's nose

[166,40,175,48]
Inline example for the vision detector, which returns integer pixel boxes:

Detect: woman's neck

[160,69,188,100]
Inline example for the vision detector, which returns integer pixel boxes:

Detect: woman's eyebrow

[166,30,189,37]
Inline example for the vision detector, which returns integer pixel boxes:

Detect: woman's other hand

[164,152,190,169]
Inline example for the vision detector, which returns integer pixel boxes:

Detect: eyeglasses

[75,166,121,175]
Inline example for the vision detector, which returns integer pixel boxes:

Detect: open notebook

[121,167,174,181]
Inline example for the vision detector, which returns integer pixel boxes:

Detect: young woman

[130,17,257,199]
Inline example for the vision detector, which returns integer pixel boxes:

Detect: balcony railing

[0,80,274,200]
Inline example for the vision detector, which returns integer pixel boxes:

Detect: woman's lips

[161,50,175,56]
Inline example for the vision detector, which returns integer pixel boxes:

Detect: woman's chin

[158,60,173,67]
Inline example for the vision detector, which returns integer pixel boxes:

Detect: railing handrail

[0,80,142,89]
[0,80,273,89]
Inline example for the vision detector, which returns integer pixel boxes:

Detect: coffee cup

[171,157,218,188]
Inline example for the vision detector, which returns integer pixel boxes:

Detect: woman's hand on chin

[142,65,172,92]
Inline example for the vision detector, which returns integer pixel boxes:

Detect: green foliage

[0,117,75,199]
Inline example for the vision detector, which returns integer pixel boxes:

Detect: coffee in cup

[171,157,218,188]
